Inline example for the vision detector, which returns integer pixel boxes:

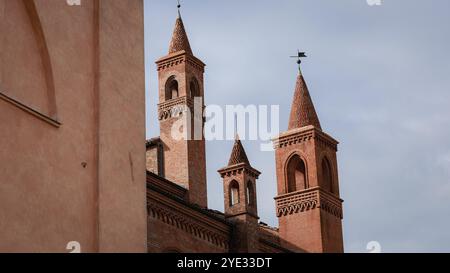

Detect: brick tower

[218,138,261,252]
[156,11,207,208]
[273,66,344,253]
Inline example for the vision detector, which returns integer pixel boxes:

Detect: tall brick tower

[273,64,344,253]
[218,138,261,252]
[156,10,207,208]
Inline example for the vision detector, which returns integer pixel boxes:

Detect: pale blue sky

[144,0,450,252]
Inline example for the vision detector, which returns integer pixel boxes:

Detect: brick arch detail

[283,151,309,193]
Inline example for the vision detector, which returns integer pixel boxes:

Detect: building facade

[0,1,344,253]
[0,0,147,253]
[146,11,345,253]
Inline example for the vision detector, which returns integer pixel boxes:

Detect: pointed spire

[288,74,322,130]
[168,14,193,55]
[228,137,250,167]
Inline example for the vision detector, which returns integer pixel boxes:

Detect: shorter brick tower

[156,11,207,208]
[218,138,261,253]
[273,66,344,253]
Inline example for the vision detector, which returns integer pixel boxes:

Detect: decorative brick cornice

[157,54,185,72]
[147,196,230,249]
[158,96,193,121]
[273,126,339,151]
[186,57,205,72]
[156,51,205,73]
[218,163,261,179]
[275,187,343,219]
[273,128,314,149]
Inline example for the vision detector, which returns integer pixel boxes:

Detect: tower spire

[273,53,344,253]
[156,1,206,207]
[218,136,261,253]
[288,52,322,130]
[168,0,193,55]
[228,138,250,167]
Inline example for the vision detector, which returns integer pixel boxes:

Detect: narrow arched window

[190,78,200,98]
[321,158,333,193]
[246,181,254,205]
[165,76,179,100]
[286,155,307,193]
[229,180,240,206]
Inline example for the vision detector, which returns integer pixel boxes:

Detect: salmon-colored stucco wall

[0,0,146,253]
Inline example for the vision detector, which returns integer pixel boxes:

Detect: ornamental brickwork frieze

[218,163,261,179]
[148,201,230,249]
[157,54,205,73]
[275,187,343,219]
[273,127,338,151]
[158,96,194,121]
[157,55,185,72]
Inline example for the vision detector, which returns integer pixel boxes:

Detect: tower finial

[234,113,239,139]
[290,50,307,75]
[177,0,181,18]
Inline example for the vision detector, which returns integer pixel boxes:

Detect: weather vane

[290,50,307,74]
[177,0,181,17]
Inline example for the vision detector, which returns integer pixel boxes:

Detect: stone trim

[275,187,343,219]
[0,91,61,128]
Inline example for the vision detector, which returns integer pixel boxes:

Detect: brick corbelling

[148,202,229,249]
[147,190,232,249]
[157,55,185,71]
[275,187,343,219]
[186,57,205,73]
[156,51,205,73]
[158,96,194,121]
[218,163,261,179]
[273,126,339,151]
[273,130,314,149]
[158,96,206,122]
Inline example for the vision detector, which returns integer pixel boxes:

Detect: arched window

[165,76,179,100]
[286,155,307,193]
[229,180,240,206]
[246,181,255,206]
[321,157,333,193]
[190,78,200,98]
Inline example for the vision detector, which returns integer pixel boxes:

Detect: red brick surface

[146,16,345,254]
